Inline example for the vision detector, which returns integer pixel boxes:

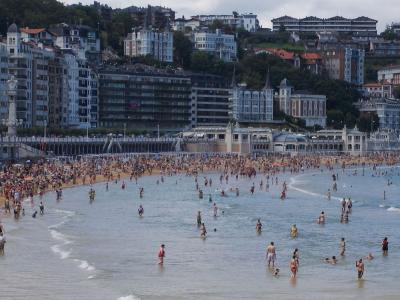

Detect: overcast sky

[61,0,399,32]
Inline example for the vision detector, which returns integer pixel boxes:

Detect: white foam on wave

[51,245,71,259]
[118,295,141,300]
[49,229,72,245]
[289,177,342,201]
[387,207,400,212]
[74,259,96,271]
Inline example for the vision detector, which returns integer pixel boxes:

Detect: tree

[327,110,345,129]
[357,113,379,132]
[381,25,396,41]
[173,31,193,68]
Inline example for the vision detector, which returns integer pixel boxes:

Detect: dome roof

[7,23,18,33]
[274,133,307,143]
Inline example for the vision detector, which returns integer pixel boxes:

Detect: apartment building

[124,29,173,62]
[231,72,274,123]
[189,73,231,127]
[98,65,191,132]
[322,47,365,86]
[271,16,377,37]
[193,29,237,62]
[191,13,259,32]
[378,65,400,85]
[277,79,327,127]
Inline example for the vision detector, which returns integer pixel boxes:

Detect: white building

[362,82,393,98]
[0,42,8,122]
[50,23,101,62]
[377,65,400,86]
[193,29,237,62]
[3,23,98,129]
[173,18,200,32]
[191,13,259,32]
[20,27,55,44]
[231,72,274,123]
[124,29,173,62]
[356,98,400,131]
[278,78,327,128]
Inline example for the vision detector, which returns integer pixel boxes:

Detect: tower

[262,68,274,121]
[278,78,292,115]
[6,23,21,55]
[6,76,18,137]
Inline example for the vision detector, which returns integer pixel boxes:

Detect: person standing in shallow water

[158,244,165,265]
[290,255,298,278]
[382,237,389,255]
[197,211,202,227]
[266,242,276,268]
[356,258,364,279]
[340,238,346,256]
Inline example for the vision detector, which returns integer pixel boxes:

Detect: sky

[61,0,399,32]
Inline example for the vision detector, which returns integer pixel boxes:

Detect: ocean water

[1,165,399,300]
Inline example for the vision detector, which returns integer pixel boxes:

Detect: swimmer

[213,203,218,217]
[39,202,44,215]
[197,211,202,227]
[200,223,207,238]
[317,211,325,224]
[382,237,389,255]
[290,255,298,278]
[325,256,337,265]
[340,238,346,256]
[266,242,276,268]
[138,205,144,217]
[256,219,262,233]
[366,253,374,260]
[356,258,364,279]
[158,244,165,265]
[290,224,298,238]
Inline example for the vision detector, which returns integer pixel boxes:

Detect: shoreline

[1,154,399,210]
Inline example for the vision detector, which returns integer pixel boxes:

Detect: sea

[1,164,399,300]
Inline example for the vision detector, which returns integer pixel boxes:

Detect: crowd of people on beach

[0,152,399,281]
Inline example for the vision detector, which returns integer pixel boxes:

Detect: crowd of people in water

[0,152,399,280]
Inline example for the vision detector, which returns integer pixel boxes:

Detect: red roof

[300,52,321,60]
[266,48,294,60]
[20,28,46,34]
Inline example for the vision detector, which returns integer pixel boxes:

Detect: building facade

[231,73,274,123]
[120,5,175,30]
[98,65,192,132]
[322,47,365,86]
[0,42,8,122]
[189,73,231,127]
[369,39,400,57]
[356,98,400,131]
[271,16,377,36]
[192,13,259,32]
[124,29,173,62]
[378,65,400,86]
[193,30,237,62]
[362,82,393,98]
[277,78,327,127]
[50,24,101,63]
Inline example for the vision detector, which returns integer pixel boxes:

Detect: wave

[288,177,342,201]
[51,245,71,259]
[387,207,400,212]
[118,295,141,300]
[74,259,96,271]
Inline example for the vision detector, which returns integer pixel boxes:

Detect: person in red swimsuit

[158,244,165,265]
